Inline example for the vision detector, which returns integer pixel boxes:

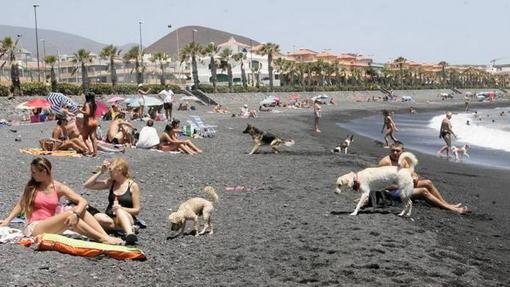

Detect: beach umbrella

[125,96,163,107]
[289,95,300,101]
[180,96,200,102]
[107,96,125,103]
[95,100,109,117]
[16,98,51,110]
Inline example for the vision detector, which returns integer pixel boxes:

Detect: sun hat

[138,83,143,87]
[243,104,248,108]
[446,111,452,116]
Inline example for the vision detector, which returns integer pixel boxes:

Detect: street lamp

[33,4,40,82]
[138,20,143,53]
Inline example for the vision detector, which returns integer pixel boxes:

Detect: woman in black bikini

[83,157,141,245]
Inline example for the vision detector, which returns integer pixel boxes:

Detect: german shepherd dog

[242,124,295,154]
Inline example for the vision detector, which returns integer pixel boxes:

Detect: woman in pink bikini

[0,157,123,245]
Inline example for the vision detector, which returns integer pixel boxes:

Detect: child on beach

[0,157,123,244]
[83,158,141,245]
[381,110,399,147]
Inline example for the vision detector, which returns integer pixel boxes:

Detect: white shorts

[23,221,41,237]
[138,96,146,107]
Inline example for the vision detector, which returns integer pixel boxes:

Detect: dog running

[335,151,418,217]
[168,186,218,237]
[242,124,295,154]
[332,135,354,154]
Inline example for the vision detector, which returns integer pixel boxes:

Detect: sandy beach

[0,92,509,286]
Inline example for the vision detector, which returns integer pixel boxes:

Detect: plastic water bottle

[113,196,119,215]
[96,126,104,141]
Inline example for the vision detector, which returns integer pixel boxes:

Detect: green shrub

[21,82,48,96]
[56,83,82,95]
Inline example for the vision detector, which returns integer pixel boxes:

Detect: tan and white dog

[451,144,470,161]
[168,186,218,237]
[335,152,418,217]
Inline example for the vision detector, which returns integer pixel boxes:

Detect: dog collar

[353,173,361,192]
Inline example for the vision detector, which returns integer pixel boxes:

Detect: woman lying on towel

[83,158,140,245]
[0,157,123,245]
[159,119,202,155]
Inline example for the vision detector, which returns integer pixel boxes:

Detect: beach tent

[47,93,78,115]
[260,95,279,107]
[107,96,125,103]
[311,94,329,103]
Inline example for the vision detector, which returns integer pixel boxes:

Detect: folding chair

[190,115,217,137]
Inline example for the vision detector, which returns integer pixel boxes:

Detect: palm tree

[100,44,120,87]
[393,56,407,89]
[233,52,248,88]
[71,49,92,92]
[251,60,262,88]
[256,43,280,91]
[438,61,448,88]
[123,46,144,84]
[218,48,234,92]
[150,51,170,85]
[203,42,220,92]
[44,55,58,91]
[0,36,22,97]
[179,42,202,89]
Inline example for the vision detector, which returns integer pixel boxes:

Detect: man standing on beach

[137,84,151,118]
[158,85,174,121]
[437,111,456,159]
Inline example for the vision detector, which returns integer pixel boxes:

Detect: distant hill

[0,24,109,56]
[145,25,260,58]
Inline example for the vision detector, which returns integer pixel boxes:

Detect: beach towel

[19,148,82,157]
[35,233,146,261]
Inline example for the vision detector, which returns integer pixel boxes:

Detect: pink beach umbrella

[95,100,109,117]
[107,96,125,103]
[15,98,51,110]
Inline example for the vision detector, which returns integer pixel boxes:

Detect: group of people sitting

[135,119,202,155]
[39,92,101,156]
[0,157,141,245]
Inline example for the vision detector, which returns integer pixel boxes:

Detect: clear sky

[1,0,509,65]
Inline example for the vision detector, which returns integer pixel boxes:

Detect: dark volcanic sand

[0,104,509,287]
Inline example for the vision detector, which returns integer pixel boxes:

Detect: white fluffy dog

[451,144,470,161]
[335,152,418,217]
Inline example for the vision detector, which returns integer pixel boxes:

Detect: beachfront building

[194,37,281,87]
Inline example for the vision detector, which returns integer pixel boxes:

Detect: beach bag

[184,125,193,137]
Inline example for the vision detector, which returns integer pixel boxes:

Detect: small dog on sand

[335,152,418,217]
[242,124,295,154]
[333,135,354,154]
[451,144,470,161]
[168,186,218,237]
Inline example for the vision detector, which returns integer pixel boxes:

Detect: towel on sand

[19,148,82,157]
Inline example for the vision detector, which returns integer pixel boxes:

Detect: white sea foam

[428,111,510,152]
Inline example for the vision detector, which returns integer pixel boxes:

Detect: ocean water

[337,107,510,170]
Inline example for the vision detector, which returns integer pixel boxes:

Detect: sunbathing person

[378,141,468,214]
[0,157,123,244]
[45,118,89,153]
[159,119,202,154]
[106,113,134,145]
[135,120,160,149]
[83,158,140,245]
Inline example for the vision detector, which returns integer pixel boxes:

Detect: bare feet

[101,236,124,245]
[453,206,469,215]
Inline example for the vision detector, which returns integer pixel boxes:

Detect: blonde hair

[110,157,130,178]
[20,157,52,218]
